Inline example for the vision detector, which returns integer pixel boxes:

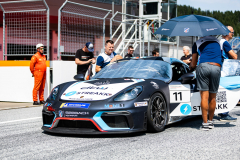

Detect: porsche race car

[42,57,240,134]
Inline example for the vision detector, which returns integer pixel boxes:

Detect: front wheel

[147,93,168,132]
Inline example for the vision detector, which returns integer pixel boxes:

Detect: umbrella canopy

[154,15,230,37]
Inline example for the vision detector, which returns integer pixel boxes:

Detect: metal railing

[58,0,111,59]
[0,0,49,60]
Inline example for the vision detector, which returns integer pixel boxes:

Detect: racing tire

[147,92,168,132]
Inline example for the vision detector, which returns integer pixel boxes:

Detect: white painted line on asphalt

[0,117,41,124]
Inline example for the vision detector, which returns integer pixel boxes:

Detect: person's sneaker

[33,101,40,105]
[200,123,209,131]
[208,120,214,129]
[220,115,237,122]
[40,101,46,104]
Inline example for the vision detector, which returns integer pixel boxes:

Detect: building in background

[0,0,181,61]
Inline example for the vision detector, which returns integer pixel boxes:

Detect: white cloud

[177,0,240,12]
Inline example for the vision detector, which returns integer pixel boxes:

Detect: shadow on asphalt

[42,131,146,138]
[165,115,236,130]
[41,115,237,138]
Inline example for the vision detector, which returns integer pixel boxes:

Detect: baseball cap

[86,42,94,52]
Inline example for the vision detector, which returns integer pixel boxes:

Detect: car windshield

[93,59,172,83]
[221,59,240,77]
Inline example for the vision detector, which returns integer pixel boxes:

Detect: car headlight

[114,86,143,101]
[49,86,59,100]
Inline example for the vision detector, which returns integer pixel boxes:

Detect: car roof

[118,57,189,68]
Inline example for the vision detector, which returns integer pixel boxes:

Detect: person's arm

[95,56,104,73]
[182,59,191,64]
[75,58,92,65]
[95,65,102,73]
[190,53,198,70]
[190,43,198,71]
[223,41,238,59]
[30,55,37,75]
[110,55,123,63]
[228,50,238,59]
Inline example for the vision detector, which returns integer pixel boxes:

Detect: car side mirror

[73,74,85,81]
[180,73,195,84]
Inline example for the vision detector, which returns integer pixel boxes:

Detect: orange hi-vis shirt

[30,52,47,74]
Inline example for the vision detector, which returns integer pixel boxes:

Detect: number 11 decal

[173,92,182,101]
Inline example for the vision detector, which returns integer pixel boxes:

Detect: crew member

[30,43,47,105]
[191,36,222,131]
[152,49,160,57]
[75,42,96,76]
[124,46,134,58]
[219,26,238,121]
[95,40,122,73]
[181,46,192,66]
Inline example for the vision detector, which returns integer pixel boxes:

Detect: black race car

[42,57,240,134]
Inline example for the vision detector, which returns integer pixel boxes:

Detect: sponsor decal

[132,79,145,82]
[59,110,64,117]
[104,104,124,108]
[161,28,170,31]
[169,85,183,89]
[65,91,77,97]
[206,28,218,31]
[216,91,227,103]
[193,103,228,111]
[77,91,112,96]
[184,28,189,33]
[180,104,192,115]
[65,111,89,117]
[124,79,131,80]
[150,81,159,89]
[63,93,66,95]
[134,101,148,107]
[94,81,110,85]
[69,98,93,100]
[44,102,52,107]
[60,103,90,109]
[81,86,108,90]
[70,82,81,88]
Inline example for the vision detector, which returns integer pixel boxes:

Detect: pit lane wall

[0,61,77,102]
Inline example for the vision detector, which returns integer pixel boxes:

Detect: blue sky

[177,0,240,12]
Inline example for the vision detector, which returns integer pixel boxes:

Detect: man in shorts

[191,36,222,131]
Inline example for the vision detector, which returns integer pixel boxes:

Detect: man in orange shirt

[30,43,47,105]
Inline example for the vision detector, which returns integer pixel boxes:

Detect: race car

[42,57,240,134]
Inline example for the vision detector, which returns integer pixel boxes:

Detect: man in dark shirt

[124,46,134,58]
[75,42,96,75]
[152,49,159,57]
[180,46,192,66]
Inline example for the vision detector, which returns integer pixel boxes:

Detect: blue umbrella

[154,15,230,37]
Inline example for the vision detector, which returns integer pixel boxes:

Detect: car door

[169,63,192,116]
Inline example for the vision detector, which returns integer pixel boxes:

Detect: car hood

[60,79,145,101]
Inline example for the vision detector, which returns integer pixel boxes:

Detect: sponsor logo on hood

[81,86,108,90]
[65,91,77,96]
[77,92,112,96]
[94,81,110,85]
[60,103,90,109]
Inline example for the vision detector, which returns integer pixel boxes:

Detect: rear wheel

[147,93,168,132]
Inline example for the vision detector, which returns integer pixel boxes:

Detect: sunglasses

[40,48,44,50]
[231,32,234,35]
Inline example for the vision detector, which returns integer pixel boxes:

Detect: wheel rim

[150,95,166,128]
